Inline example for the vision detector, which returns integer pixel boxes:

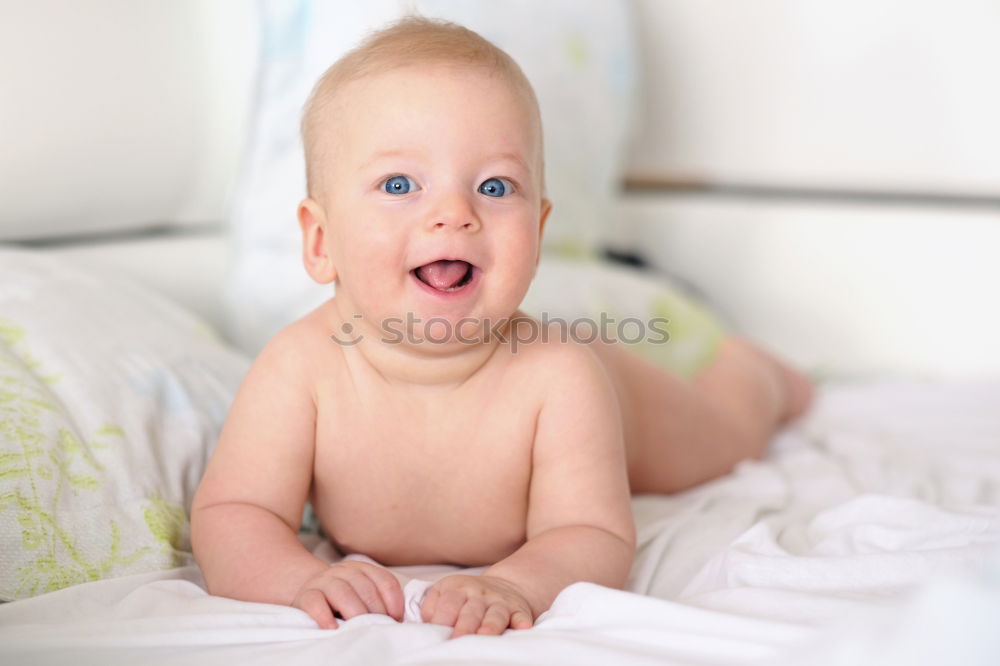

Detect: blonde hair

[300,16,543,199]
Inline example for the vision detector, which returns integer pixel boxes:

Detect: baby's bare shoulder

[506,314,606,386]
[251,301,341,386]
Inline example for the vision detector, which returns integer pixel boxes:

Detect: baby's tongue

[416,260,469,290]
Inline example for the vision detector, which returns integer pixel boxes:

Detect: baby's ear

[298,198,338,284]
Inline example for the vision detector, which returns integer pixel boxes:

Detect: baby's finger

[336,567,388,616]
[476,602,512,636]
[296,588,338,630]
[419,586,440,623]
[359,564,405,621]
[510,608,533,630]
[321,577,370,620]
[428,588,468,628]
[451,598,487,638]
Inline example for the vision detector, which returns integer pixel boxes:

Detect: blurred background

[1,0,998,378]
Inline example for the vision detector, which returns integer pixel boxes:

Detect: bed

[2,288,998,664]
[2,2,999,664]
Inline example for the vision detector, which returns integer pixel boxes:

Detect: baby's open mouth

[413,259,475,292]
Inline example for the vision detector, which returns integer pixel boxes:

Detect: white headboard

[614,0,1000,378]
[0,0,257,241]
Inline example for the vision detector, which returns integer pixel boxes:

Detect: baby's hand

[291,560,404,629]
[420,574,534,638]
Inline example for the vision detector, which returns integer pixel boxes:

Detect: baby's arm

[420,342,636,636]
[190,328,403,626]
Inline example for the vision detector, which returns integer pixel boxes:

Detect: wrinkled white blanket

[2,380,999,665]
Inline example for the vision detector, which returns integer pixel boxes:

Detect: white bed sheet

[2,380,999,665]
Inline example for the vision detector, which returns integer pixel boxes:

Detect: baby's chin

[400,305,523,346]
[399,307,543,356]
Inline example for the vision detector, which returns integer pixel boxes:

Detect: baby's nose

[425,192,482,233]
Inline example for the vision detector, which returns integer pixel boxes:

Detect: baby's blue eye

[382,175,418,195]
[478,177,514,198]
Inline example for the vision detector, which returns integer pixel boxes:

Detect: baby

[191,17,812,638]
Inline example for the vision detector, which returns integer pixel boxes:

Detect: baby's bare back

[305,312,546,567]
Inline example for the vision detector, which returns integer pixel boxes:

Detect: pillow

[0,248,248,600]
[224,0,639,355]
[521,257,727,380]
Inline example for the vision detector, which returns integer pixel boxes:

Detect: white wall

[626,0,1000,195]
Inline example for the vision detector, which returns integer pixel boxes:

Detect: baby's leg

[592,335,813,494]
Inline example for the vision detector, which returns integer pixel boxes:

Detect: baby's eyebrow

[360,149,422,171]
[489,152,532,173]
[359,149,533,173]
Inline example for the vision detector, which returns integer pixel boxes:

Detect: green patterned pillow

[521,256,727,380]
[0,249,248,600]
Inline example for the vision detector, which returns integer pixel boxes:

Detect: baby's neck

[349,334,503,388]
[328,301,509,389]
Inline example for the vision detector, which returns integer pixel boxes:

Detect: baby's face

[307,63,550,345]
